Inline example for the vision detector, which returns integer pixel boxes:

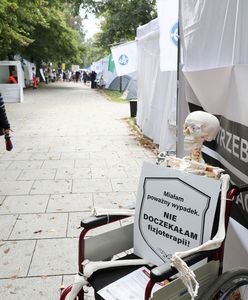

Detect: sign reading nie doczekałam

[134,162,221,266]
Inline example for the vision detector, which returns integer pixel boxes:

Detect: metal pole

[176,0,181,157]
[120,75,122,92]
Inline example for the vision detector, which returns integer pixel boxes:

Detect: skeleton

[66,111,229,300]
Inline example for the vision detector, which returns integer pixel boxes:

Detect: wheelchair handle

[234,184,248,195]
[150,250,215,282]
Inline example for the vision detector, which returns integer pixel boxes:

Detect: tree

[0,0,48,59]
[71,0,157,52]
[0,0,85,65]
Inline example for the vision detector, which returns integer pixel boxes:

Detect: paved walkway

[0,82,155,299]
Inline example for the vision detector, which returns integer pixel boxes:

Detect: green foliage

[0,0,48,59]
[79,0,157,51]
[0,0,85,65]
[0,0,157,67]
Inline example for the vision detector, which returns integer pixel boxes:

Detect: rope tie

[171,254,199,300]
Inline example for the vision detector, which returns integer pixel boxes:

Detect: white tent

[136,18,177,152]
[180,0,248,269]
[0,61,24,102]
[91,56,117,88]
[22,59,35,87]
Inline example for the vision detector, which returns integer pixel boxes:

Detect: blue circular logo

[170,22,179,46]
[118,54,129,65]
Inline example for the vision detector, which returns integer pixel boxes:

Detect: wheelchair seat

[90,254,151,299]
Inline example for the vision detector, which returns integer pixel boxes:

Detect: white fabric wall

[180,0,248,267]
[181,0,248,70]
[136,19,177,152]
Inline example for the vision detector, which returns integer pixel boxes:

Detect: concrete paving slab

[29,238,78,276]
[47,193,93,212]
[73,179,113,193]
[8,160,44,169]
[111,178,139,192]
[91,166,127,179]
[0,195,49,214]
[0,152,32,161]
[29,152,61,160]
[0,275,62,299]
[89,151,120,160]
[55,167,91,180]
[22,146,51,153]
[30,179,72,194]
[0,195,5,204]
[0,240,36,278]
[18,169,57,180]
[75,158,108,168]
[0,214,18,240]
[93,192,136,208]
[0,180,34,196]
[0,170,22,181]
[42,159,74,169]
[60,151,90,160]
[10,213,68,240]
[124,165,142,178]
[0,160,12,169]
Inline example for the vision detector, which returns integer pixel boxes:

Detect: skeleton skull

[184,111,220,161]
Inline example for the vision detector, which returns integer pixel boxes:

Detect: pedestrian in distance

[32,67,37,89]
[83,71,87,84]
[90,71,97,89]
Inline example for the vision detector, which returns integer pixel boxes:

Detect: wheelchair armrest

[150,250,215,282]
[81,214,131,230]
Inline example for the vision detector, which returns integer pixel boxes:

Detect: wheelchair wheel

[200,268,248,300]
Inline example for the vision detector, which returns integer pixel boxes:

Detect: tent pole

[176,0,183,157]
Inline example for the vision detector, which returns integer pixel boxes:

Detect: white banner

[156,0,178,71]
[181,0,248,267]
[111,41,137,76]
[134,162,220,266]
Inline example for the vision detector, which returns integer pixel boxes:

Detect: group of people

[60,69,105,89]
[62,70,88,84]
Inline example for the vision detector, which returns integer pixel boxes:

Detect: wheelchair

[60,160,248,300]
[60,111,248,300]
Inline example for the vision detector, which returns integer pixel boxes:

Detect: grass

[99,89,129,103]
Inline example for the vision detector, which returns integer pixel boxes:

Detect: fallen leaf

[4,248,10,254]
[33,230,42,234]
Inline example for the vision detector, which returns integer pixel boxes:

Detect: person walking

[0,93,13,151]
[83,71,87,84]
[90,71,96,89]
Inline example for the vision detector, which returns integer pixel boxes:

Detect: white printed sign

[134,162,221,266]
[156,0,178,71]
[111,41,137,76]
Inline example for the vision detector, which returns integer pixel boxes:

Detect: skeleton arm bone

[92,207,135,217]
[82,259,152,278]
[170,174,230,299]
